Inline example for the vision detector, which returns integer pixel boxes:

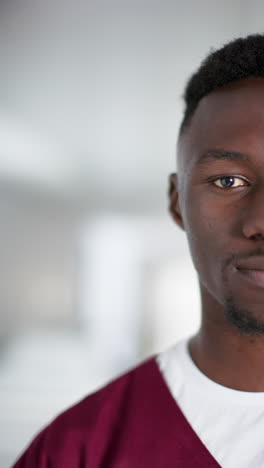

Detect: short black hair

[180,34,264,135]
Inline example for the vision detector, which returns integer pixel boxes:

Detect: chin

[224,296,264,335]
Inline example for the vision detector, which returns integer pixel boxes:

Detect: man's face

[171,78,264,333]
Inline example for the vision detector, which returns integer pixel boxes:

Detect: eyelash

[210,175,250,189]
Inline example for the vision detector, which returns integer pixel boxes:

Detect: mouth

[234,256,264,289]
[237,268,264,288]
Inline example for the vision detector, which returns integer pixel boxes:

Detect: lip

[237,268,264,288]
[236,256,264,270]
[235,256,264,288]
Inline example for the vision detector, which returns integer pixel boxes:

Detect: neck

[189,289,264,392]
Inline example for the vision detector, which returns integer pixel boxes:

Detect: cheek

[182,196,230,287]
[180,178,246,301]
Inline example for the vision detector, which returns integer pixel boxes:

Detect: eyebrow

[197,149,249,165]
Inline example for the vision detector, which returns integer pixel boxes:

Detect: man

[13,34,264,467]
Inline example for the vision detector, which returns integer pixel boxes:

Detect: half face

[172,77,264,333]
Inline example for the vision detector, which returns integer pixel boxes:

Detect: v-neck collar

[136,356,222,467]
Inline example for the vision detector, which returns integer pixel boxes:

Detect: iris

[220,176,234,188]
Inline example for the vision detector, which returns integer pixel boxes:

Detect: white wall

[0,1,263,465]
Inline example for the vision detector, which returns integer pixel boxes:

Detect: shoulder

[44,355,158,437]
[12,356,158,467]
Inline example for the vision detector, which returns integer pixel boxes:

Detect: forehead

[179,77,264,167]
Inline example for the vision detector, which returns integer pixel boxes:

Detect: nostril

[251,233,264,240]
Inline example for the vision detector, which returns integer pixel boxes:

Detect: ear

[168,173,185,230]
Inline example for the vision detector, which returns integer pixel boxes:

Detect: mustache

[222,247,264,272]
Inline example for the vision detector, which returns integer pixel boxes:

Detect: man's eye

[212,176,248,188]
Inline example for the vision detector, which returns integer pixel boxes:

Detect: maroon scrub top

[13,357,221,467]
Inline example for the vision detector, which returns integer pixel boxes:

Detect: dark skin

[169,77,264,392]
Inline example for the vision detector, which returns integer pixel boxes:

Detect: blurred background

[0,0,262,465]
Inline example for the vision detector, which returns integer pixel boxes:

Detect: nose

[242,187,264,240]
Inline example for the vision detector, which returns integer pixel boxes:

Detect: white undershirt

[157,339,264,468]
